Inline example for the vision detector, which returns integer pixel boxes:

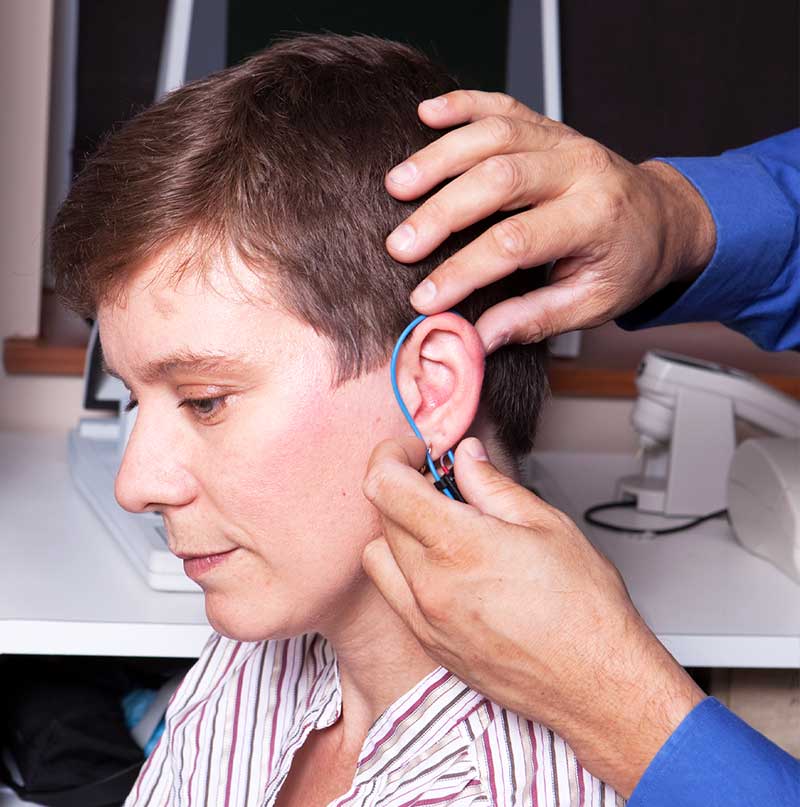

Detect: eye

[124,397,138,412]
[178,396,228,421]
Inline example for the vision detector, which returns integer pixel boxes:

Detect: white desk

[1,430,799,667]
[527,452,800,669]
[0,430,209,658]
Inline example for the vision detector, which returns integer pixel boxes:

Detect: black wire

[583,499,728,535]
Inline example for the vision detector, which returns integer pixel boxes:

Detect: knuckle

[481,155,524,196]
[458,89,484,113]
[524,501,565,532]
[502,296,543,343]
[483,114,518,148]
[535,318,555,341]
[461,89,481,106]
[587,187,625,226]
[493,92,522,116]
[418,585,456,625]
[433,254,460,284]
[552,507,578,533]
[418,195,448,231]
[362,464,391,501]
[577,139,613,173]
[433,253,478,297]
[428,531,463,566]
[491,216,532,261]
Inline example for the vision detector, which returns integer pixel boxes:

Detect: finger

[418,90,547,129]
[387,149,574,263]
[365,434,429,474]
[454,438,550,527]
[386,116,565,203]
[362,538,428,632]
[363,438,466,550]
[475,267,608,349]
[408,197,589,315]
[371,501,437,576]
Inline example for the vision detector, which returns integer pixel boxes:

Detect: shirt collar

[286,636,491,784]
[354,664,489,782]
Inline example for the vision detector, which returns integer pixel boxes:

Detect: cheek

[205,384,381,567]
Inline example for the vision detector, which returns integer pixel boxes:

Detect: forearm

[546,611,705,797]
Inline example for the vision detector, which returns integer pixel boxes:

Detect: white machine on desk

[68,323,199,592]
[616,350,800,582]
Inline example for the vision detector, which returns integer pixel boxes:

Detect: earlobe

[395,313,484,460]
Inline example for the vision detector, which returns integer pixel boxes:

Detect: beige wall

[0,0,87,434]
[1,0,49,339]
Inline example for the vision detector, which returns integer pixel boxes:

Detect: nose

[114,405,197,514]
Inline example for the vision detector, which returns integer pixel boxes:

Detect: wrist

[640,159,716,286]
[550,614,706,797]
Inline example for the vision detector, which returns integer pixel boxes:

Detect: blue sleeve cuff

[629,697,800,807]
[617,138,799,350]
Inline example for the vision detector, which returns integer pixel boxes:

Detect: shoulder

[469,704,624,806]
[169,630,273,710]
[127,633,334,806]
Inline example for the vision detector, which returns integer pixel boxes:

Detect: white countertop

[527,451,800,668]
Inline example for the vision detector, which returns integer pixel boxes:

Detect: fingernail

[362,473,379,501]
[484,332,509,353]
[388,161,418,185]
[421,97,448,112]
[387,223,416,252]
[410,279,437,306]
[464,437,488,461]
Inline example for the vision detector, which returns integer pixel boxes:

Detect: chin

[203,591,313,643]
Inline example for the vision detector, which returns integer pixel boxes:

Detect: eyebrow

[101,350,258,386]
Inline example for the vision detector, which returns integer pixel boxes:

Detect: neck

[313,420,515,752]
[318,574,438,750]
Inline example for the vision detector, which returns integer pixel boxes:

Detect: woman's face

[98,247,407,641]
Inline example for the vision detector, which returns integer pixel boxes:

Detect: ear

[395,312,485,460]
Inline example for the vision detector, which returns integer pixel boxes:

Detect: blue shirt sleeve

[628,697,800,807]
[617,129,800,351]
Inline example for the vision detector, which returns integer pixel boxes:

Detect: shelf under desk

[1,431,799,666]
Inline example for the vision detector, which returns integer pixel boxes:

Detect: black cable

[583,499,728,535]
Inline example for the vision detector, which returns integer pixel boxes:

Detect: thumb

[454,437,550,526]
[476,279,599,352]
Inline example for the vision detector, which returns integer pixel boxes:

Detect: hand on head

[385,90,716,351]
[361,435,705,797]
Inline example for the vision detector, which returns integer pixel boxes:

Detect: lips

[180,548,239,580]
[174,548,236,561]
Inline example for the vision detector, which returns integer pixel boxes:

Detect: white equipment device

[68,323,199,592]
[619,351,800,517]
[728,437,800,583]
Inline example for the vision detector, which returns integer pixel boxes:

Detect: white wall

[536,396,636,453]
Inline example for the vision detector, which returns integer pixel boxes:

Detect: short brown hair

[51,34,548,461]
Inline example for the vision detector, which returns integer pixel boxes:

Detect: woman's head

[53,34,549,640]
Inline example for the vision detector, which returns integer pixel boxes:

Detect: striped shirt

[126,632,623,806]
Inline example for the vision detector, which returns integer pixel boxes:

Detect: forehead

[96,244,328,380]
